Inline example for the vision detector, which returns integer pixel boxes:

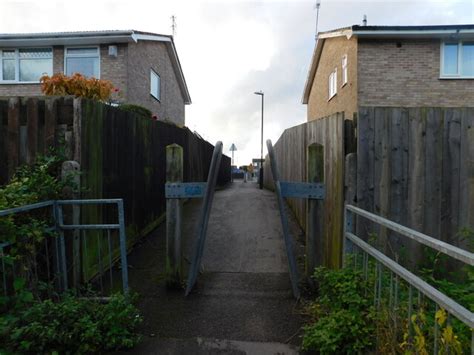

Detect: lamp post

[254,91,264,189]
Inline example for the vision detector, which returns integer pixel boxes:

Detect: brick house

[0,30,191,125]
[302,24,474,121]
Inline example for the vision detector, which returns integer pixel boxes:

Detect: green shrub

[119,104,152,118]
[302,267,376,354]
[0,293,142,353]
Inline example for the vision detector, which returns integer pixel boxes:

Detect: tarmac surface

[122,180,305,354]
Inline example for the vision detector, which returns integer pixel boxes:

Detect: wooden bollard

[306,143,324,279]
[166,144,183,287]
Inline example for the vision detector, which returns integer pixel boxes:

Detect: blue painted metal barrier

[266,139,326,299]
[0,199,129,296]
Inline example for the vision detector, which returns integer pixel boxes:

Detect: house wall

[358,39,474,107]
[307,36,358,121]
[99,44,128,101]
[127,41,185,126]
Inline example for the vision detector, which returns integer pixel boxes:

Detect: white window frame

[150,69,161,101]
[328,67,337,100]
[342,54,348,86]
[64,46,101,78]
[0,47,53,84]
[440,41,474,79]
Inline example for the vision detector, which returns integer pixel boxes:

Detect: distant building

[302,24,474,121]
[0,30,191,125]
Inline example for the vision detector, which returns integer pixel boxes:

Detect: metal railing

[0,199,129,297]
[344,204,474,353]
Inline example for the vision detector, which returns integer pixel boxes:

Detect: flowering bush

[40,73,114,101]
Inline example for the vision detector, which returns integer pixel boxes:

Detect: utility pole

[254,91,264,189]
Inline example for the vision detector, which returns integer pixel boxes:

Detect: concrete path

[123,180,304,354]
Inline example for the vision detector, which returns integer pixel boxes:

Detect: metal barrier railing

[344,204,474,353]
[0,199,129,297]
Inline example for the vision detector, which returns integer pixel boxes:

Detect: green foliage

[119,103,152,118]
[302,267,376,354]
[0,149,76,293]
[0,293,142,353]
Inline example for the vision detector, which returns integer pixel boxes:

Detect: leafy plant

[0,293,142,353]
[0,149,77,294]
[40,73,114,101]
[302,267,376,354]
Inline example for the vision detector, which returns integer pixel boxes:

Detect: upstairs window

[65,47,100,78]
[342,55,348,86]
[1,48,52,82]
[328,68,337,99]
[150,69,161,100]
[441,41,474,78]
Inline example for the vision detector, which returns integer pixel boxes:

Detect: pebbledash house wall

[357,39,474,107]
[127,41,185,126]
[307,36,358,122]
[0,42,185,125]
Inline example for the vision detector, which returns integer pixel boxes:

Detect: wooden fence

[263,113,346,269]
[265,107,474,270]
[356,107,474,256]
[0,97,231,280]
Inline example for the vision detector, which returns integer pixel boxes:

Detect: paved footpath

[122,180,304,354]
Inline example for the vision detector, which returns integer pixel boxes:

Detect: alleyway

[123,180,304,354]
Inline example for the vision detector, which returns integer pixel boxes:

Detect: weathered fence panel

[264,113,345,269]
[357,107,474,255]
[265,106,473,270]
[0,97,231,281]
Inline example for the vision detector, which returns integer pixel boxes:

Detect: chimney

[363,14,367,26]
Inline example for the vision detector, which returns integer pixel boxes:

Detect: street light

[254,90,264,189]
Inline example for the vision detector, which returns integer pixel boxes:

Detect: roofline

[0,30,191,104]
[302,38,324,104]
[302,24,474,104]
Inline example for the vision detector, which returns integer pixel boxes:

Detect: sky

[1,0,473,166]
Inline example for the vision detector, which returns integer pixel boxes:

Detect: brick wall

[358,39,474,107]
[127,41,185,126]
[0,41,186,125]
[0,46,64,97]
[100,44,128,101]
[307,36,358,121]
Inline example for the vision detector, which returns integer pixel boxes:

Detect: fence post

[307,143,324,279]
[166,144,183,287]
[61,161,81,288]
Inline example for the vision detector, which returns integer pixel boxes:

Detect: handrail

[0,200,54,217]
[266,139,300,299]
[185,141,223,296]
[345,231,474,328]
[0,199,129,294]
[346,204,474,266]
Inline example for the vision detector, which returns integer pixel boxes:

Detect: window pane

[461,42,474,76]
[19,48,52,58]
[67,47,98,55]
[66,57,99,78]
[19,58,52,81]
[2,59,15,80]
[443,43,458,75]
[2,50,15,58]
[150,70,160,99]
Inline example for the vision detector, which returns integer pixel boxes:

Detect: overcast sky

[1,0,473,165]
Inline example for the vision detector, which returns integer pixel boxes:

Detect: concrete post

[61,160,81,287]
[307,144,324,279]
[166,144,183,287]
